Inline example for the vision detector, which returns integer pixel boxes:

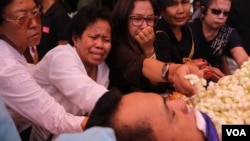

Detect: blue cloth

[201,112,220,141]
[0,96,21,141]
[56,127,116,141]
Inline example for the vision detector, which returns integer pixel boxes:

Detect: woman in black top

[155,0,228,82]
[155,0,206,65]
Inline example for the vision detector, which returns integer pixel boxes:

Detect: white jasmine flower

[183,58,250,139]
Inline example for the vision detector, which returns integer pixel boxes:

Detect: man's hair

[85,88,157,141]
[85,88,122,128]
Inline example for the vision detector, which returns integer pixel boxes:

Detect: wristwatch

[161,63,170,81]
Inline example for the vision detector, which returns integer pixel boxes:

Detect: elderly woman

[0,0,88,140]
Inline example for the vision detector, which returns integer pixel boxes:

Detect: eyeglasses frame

[4,11,41,26]
[129,15,161,27]
[208,8,230,17]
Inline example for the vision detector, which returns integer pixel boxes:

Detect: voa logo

[226,129,247,136]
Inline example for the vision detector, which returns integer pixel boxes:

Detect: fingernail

[204,71,212,79]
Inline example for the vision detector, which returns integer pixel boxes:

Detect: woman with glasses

[106,0,205,96]
[187,0,249,77]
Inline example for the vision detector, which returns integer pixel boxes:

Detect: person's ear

[72,34,79,44]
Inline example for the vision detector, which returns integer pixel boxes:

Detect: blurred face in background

[73,18,111,67]
[162,0,191,28]
[193,0,201,12]
[203,0,231,30]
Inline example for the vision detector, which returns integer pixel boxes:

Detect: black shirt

[37,2,71,60]
[188,19,243,68]
[227,0,250,55]
[155,18,201,64]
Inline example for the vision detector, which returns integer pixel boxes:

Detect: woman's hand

[184,58,208,69]
[168,63,204,97]
[81,117,89,130]
[185,58,225,82]
[135,26,155,56]
[203,66,225,82]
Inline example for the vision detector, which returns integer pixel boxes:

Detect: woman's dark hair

[70,5,112,43]
[111,0,159,54]
[89,0,118,11]
[200,0,232,14]
[156,0,172,11]
[156,0,194,12]
[155,0,184,12]
[200,0,213,14]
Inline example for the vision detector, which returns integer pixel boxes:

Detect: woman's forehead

[4,0,36,13]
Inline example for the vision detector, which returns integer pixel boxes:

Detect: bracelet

[161,63,170,82]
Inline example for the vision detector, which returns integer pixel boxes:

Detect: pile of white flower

[185,58,250,138]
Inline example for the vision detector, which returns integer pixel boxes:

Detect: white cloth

[31,44,109,115]
[29,46,37,58]
[195,109,207,137]
[225,56,238,74]
[0,39,83,135]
